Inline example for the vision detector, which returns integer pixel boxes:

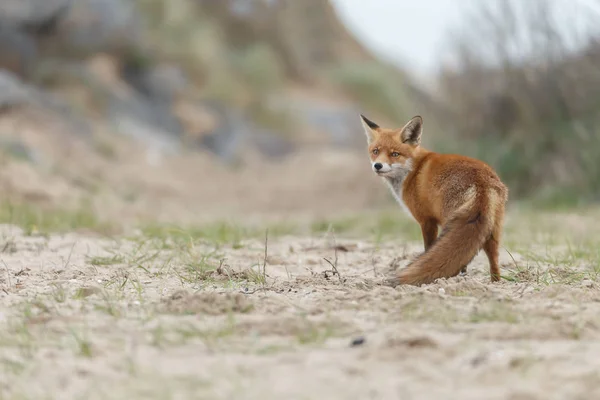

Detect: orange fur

[360,115,508,286]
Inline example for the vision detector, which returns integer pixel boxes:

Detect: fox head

[360,114,423,180]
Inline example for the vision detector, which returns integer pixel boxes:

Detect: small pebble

[350,336,366,347]
[438,288,446,295]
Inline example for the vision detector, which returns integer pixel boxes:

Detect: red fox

[361,114,508,286]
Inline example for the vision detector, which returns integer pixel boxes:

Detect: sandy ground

[0,214,599,400]
[1,104,600,399]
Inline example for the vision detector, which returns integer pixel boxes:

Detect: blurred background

[0,0,599,230]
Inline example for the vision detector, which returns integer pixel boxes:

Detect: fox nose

[374,163,383,171]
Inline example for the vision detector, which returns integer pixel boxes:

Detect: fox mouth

[372,162,410,177]
[372,163,392,175]
[374,164,409,178]
[375,170,396,178]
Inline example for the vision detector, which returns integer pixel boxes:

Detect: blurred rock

[0,69,91,136]
[198,101,250,163]
[250,130,296,159]
[47,56,184,155]
[301,105,363,148]
[40,0,142,57]
[198,100,296,164]
[268,93,364,148]
[0,70,30,108]
[107,94,184,155]
[0,23,37,78]
[0,0,142,60]
[0,0,70,26]
[121,62,296,162]
[0,0,67,77]
[0,137,40,164]
[0,0,144,79]
[122,63,189,107]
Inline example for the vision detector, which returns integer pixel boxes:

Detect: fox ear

[400,116,423,145]
[360,114,379,143]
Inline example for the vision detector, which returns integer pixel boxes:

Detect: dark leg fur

[420,219,438,251]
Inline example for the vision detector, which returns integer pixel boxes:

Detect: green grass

[310,211,422,242]
[137,213,423,251]
[87,254,125,267]
[0,200,116,236]
[176,249,224,283]
[501,253,596,285]
[0,198,432,247]
[139,221,296,249]
[70,329,94,358]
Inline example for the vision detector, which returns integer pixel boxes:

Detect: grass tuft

[0,201,116,236]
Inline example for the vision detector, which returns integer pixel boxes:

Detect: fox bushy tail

[391,194,494,286]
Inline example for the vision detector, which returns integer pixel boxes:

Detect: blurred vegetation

[133,0,422,131]
[432,0,600,207]
[134,0,289,136]
[2,0,600,209]
[0,200,116,236]
[329,61,416,126]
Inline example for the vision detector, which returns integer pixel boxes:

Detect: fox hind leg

[420,219,438,251]
[483,237,500,281]
[484,210,504,282]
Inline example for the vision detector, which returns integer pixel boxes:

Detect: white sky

[330,0,462,78]
[330,0,600,81]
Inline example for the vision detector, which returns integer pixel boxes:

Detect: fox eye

[372,148,379,155]
[391,152,400,157]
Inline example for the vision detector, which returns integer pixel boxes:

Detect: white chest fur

[385,178,413,218]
